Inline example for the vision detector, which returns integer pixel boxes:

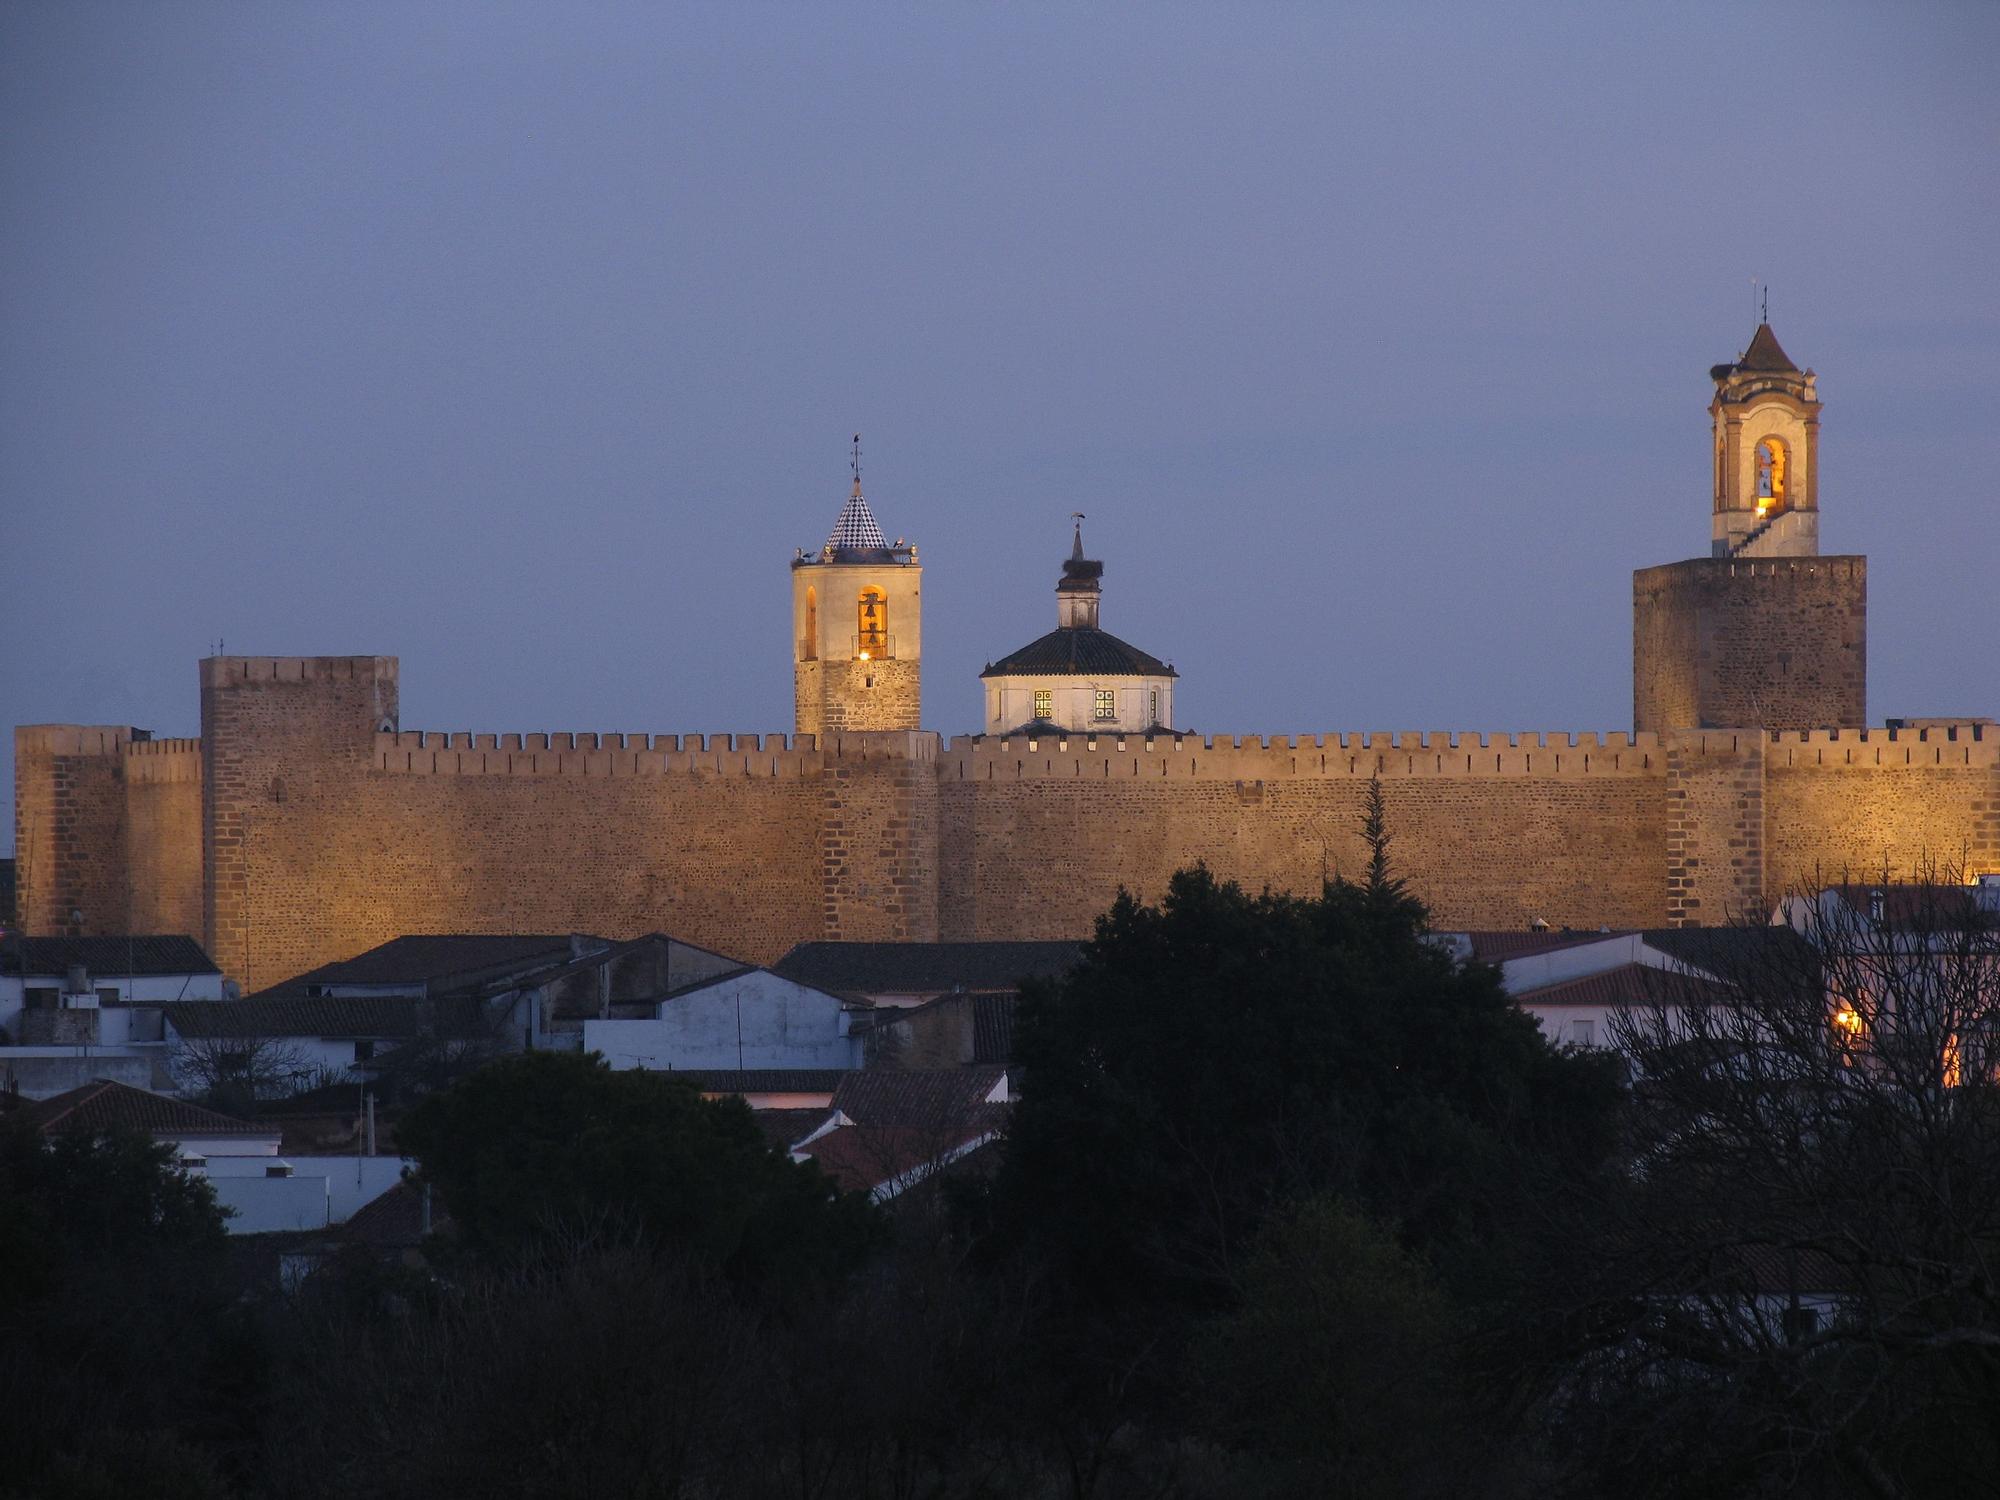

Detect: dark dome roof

[980,627,1177,679]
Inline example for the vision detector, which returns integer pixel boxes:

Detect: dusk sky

[5,2,1996,851]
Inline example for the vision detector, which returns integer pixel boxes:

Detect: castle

[15,326,1997,991]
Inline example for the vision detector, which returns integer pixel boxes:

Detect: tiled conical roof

[826,478,889,553]
[1737,322,1799,374]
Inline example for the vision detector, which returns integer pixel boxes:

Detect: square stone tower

[1633,324,1865,732]
[792,438,922,735]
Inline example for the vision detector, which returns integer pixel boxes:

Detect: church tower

[1708,321,1822,558]
[791,438,922,735]
[1633,323,1864,733]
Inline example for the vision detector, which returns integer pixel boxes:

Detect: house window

[1033,689,1053,721]
[96,987,121,1007]
[354,1039,376,1063]
[1149,688,1159,724]
[23,986,57,1011]
[1571,1018,1595,1047]
[1094,690,1116,721]
[1782,1305,1822,1344]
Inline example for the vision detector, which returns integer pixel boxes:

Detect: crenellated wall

[935,728,1671,936]
[1635,556,1866,732]
[122,738,204,939]
[15,658,1997,992]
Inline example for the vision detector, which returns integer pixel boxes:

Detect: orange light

[858,650,871,661]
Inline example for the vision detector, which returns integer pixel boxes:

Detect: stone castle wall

[1634,556,1866,731]
[16,659,1998,992]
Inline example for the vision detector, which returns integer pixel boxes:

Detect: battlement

[1636,555,1865,589]
[376,729,824,777]
[122,738,203,783]
[201,655,398,686]
[1763,720,2000,769]
[15,725,142,757]
[940,728,1671,780]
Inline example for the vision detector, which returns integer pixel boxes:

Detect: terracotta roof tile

[1513,963,1738,1009]
[773,941,1083,996]
[829,1067,1007,1131]
[1,935,218,978]
[256,935,590,996]
[22,1079,273,1139]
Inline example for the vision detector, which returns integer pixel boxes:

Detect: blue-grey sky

[5,2,1997,850]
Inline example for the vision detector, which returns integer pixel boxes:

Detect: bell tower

[791,436,922,735]
[1709,320,1821,558]
[1633,323,1864,733]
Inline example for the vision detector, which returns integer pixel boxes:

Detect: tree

[997,864,1621,1311]
[1549,873,2000,1499]
[169,1030,319,1112]
[398,1050,882,1286]
[1193,1197,1477,1500]
[984,859,1624,1491]
[0,1119,243,1500]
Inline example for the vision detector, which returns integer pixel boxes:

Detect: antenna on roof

[850,433,862,498]
[1750,276,1758,328]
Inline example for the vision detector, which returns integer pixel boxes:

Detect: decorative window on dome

[1755,438,1788,513]
[1034,689,1053,721]
[1094,690,1116,721]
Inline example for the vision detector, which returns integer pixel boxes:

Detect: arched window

[857,586,888,658]
[802,587,818,661]
[1754,438,1788,512]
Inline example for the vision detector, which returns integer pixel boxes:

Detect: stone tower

[1633,323,1865,732]
[792,439,922,735]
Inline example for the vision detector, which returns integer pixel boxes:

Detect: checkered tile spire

[825,433,888,552]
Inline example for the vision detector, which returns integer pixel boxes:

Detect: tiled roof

[773,940,1084,996]
[160,995,494,1040]
[22,1079,274,1139]
[1735,322,1800,374]
[973,993,1016,1065]
[1456,930,1632,964]
[980,626,1176,679]
[0,935,219,978]
[825,483,888,553]
[1726,1242,1853,1297]
[1512,964,1738,1009]
[1638,926,1818,978]
[339,1178,449,1248]
[255,934,590,996]
[752,1108,835,1153]
[1820,885,1997,931]
[670,1069,851,1095]
[830,1067,1007,1131]
[796,1123,997,1197]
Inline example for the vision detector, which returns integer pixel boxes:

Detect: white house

[158,993,527,1097]
[1,935,224,1042]
[586,967,864,1073]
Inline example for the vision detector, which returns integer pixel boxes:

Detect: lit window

[1094,690,1116,721]
[1033,689,1053,721]
[1754,438,1788,513]
[856,586,888,657]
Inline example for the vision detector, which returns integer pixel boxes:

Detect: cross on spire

[825,432,888,552]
